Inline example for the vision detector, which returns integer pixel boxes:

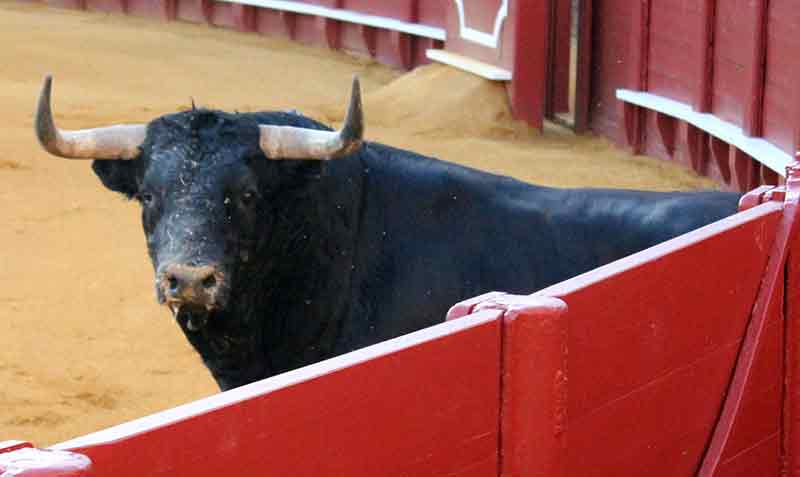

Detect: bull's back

[341,147,741,346]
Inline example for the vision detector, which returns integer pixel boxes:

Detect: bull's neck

[237,155,367,375]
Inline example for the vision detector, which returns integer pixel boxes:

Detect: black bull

[36,77,741,391]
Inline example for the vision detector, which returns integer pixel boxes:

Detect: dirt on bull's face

[0,2,718,446]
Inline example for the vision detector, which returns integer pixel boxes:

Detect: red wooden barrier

[5,178,799,476]
[449,194,790,475]
[51,310,502,477]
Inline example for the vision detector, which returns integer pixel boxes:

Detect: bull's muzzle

[157,264,226,330]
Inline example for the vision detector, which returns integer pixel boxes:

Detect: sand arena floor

[0,1,718,445]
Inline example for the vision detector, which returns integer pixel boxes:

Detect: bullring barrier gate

[3,164,800,476]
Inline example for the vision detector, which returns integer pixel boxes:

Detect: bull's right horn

[258,76,364,160]
[35,75,147,160]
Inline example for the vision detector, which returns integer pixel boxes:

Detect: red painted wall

[589,0,795,192]
[763,0,800,156]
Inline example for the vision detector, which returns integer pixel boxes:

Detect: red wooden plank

[549,0,571,114]
[55,311,502,477]
[585,0,634,143]
[711,0,762,128]
[126,0,176,20]
[762,0,800,155]
[508,0,548,129]
[647,0,703,106]
[742,0,768,136]
[84,0,125,14]
[686,123,710,176]
[44,0,86,9]
[699,167,800,476]
[417,0,446,28]
[230,4,256,32]
[573,0,593,133]
[623,0,649,153]
[710,136,732,185]
[254,8,296,39]
[534,202,782,476]
[175,0,211,23]
[341,0,415,21]
[374,30,413,69]
[208,1,236,29]
[694,0,715,112]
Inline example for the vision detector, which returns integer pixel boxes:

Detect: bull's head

[35,76,363,333]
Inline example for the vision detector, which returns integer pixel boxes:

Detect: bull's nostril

[202,275,217,290]
[168,276,179,292]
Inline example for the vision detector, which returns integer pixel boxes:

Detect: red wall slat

[710,0,760,128]
[61,312,503,477]
[539,203,782,476]
[762,0,800,156]
[417,0,446,28]
[588,0,632,144]
[646,0,701,106]
[84,0,124,13]
[341,0,414,21]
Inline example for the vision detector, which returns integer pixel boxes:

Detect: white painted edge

[51,309,501,451]
[453,0,508,49]
[616,89,793,176]
[218,0,446,40]
[426,49,511,81]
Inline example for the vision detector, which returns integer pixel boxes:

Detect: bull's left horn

[35,75,147,160]
[258,76,363,160]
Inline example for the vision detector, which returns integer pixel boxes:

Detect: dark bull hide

[35,76,742,391]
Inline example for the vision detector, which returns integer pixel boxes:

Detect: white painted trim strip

[616,89,793,176]
[51,309,500,450]
[426,49,511,81]
[453,0,509,48]
[218,0,447,40]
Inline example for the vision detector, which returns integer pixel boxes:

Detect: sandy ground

[0,1,718,446]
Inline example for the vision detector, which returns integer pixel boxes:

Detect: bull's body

[168,113,739,390]
[36,77,740,391]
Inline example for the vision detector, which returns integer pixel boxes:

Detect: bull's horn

[35,75,147,160]
[258,76,363,160]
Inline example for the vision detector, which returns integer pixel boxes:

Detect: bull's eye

[138,192,154,205]
[240,190,257,206]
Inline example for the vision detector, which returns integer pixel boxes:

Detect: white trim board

[426,49,511,81]
[616,89,793,176]
[453,0,508,48]
[218,0,446,40]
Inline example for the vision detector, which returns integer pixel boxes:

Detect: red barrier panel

[52,310,503,477]
[451,199,784,476]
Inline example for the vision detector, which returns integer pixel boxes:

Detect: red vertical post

[694,0,715,112]
[549,0,572,115]
[574,0,593,133]
[509,0,549,129]
[742,0,768,136]
[624,0,650,153]
[473,294,568,477]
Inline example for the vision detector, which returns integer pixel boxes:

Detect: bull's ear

[92,159,139,199]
